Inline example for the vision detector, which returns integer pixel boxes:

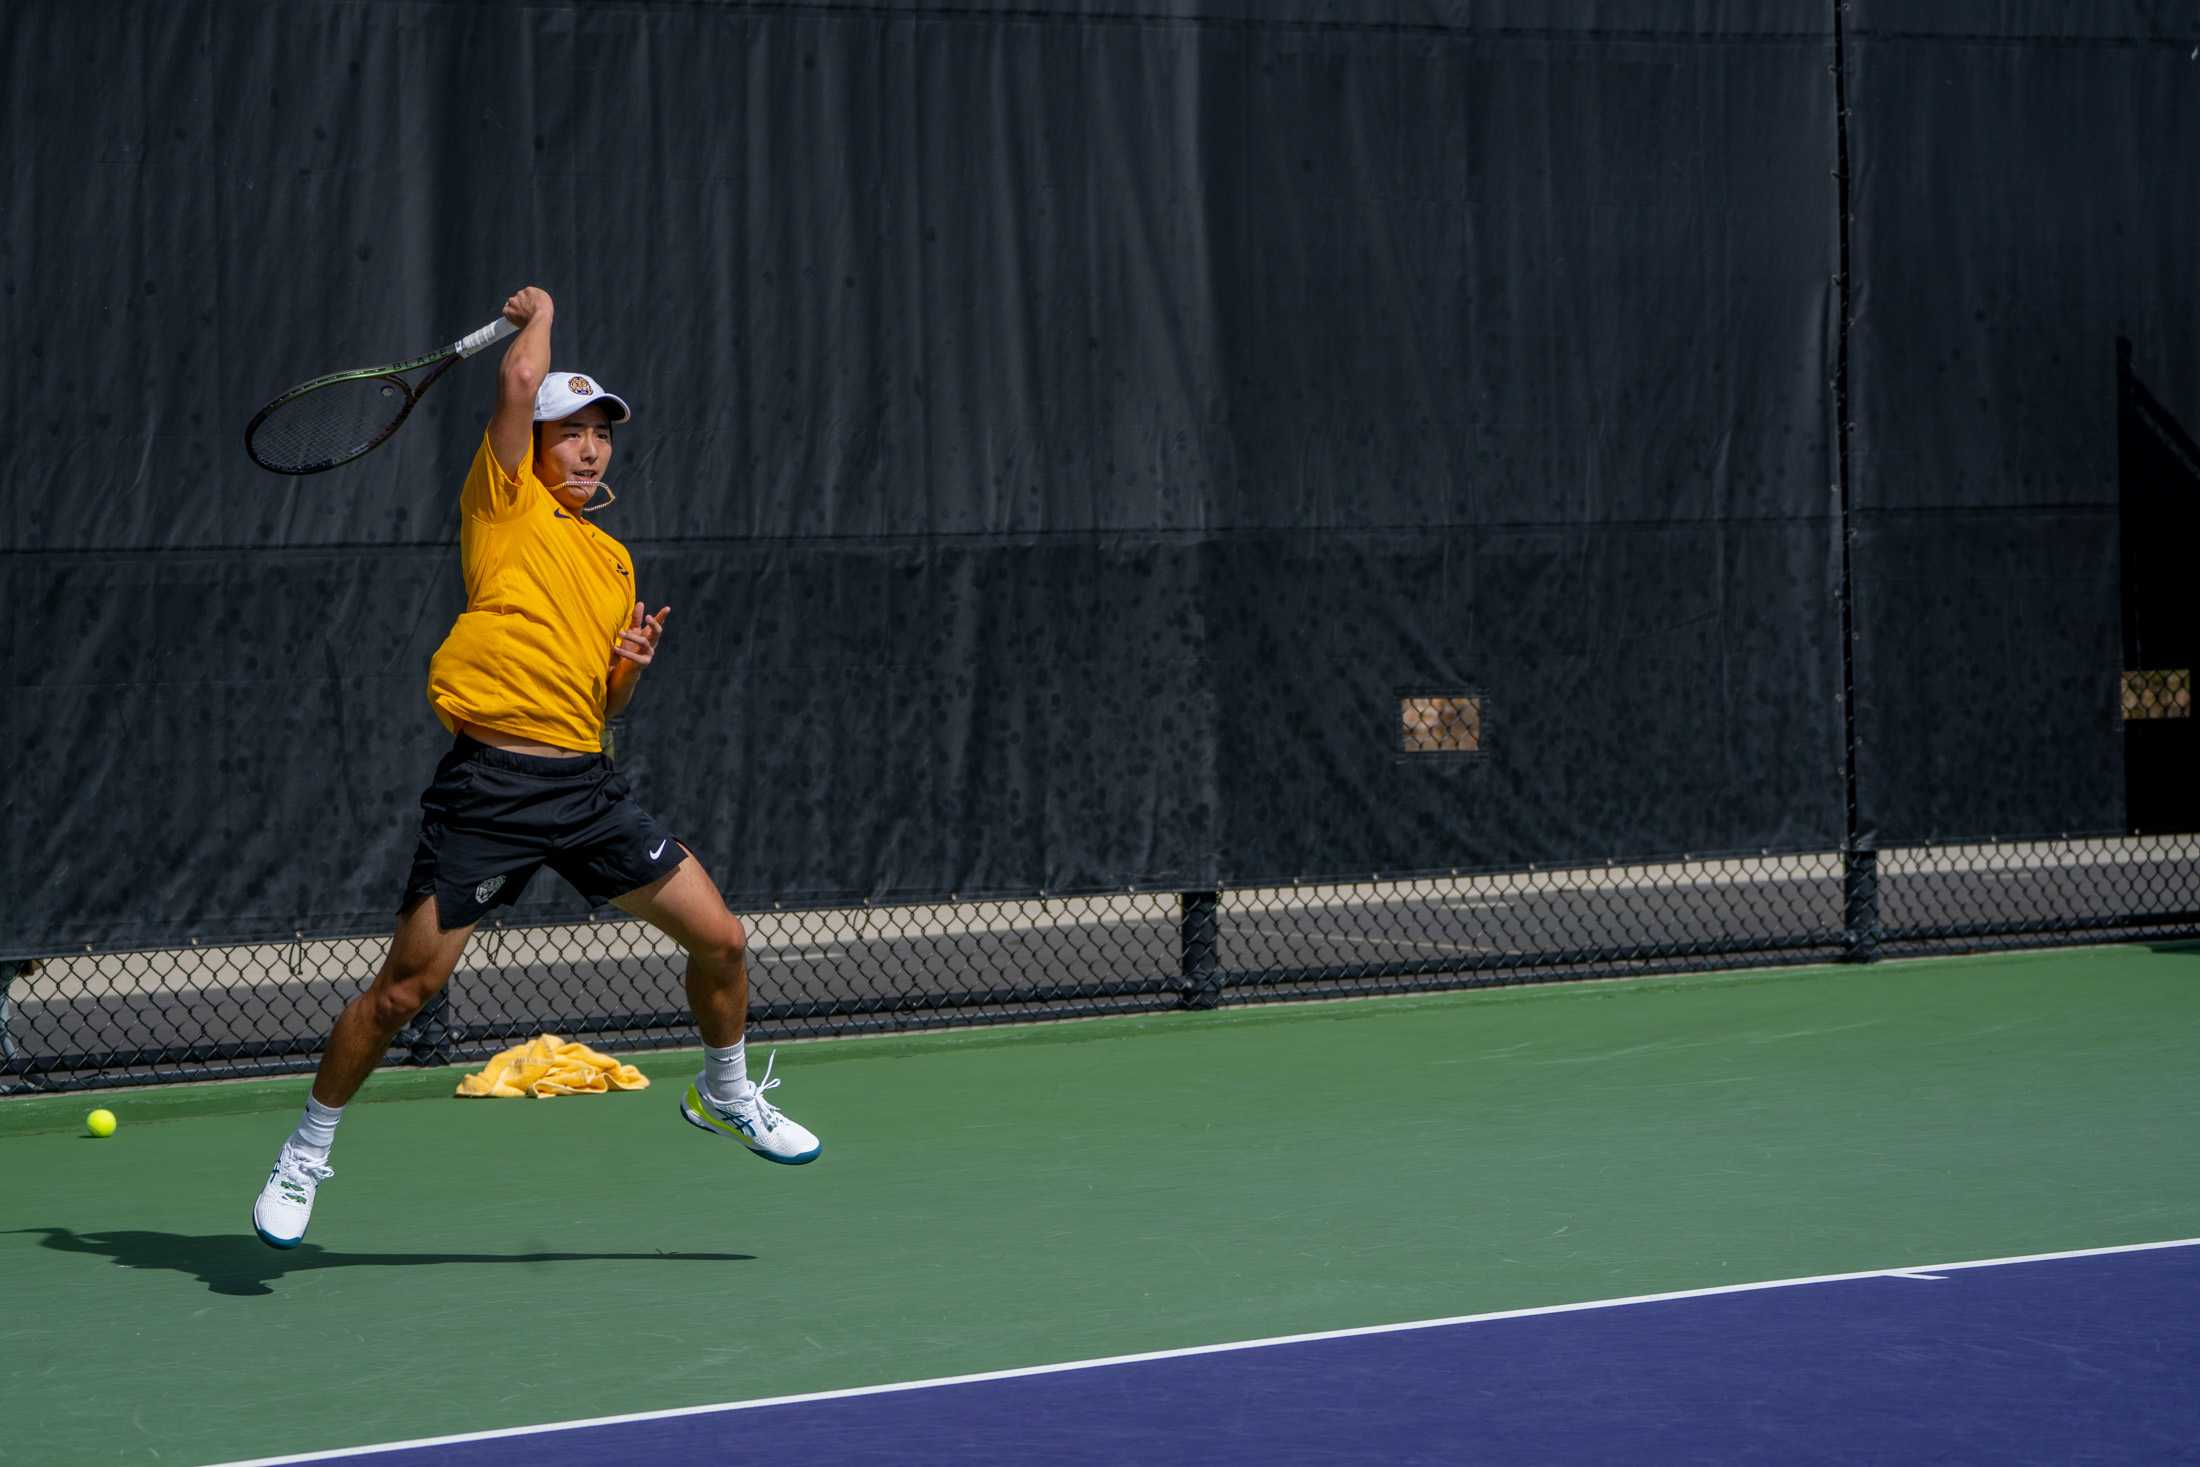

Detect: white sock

[288,1096,344,1159]
[704,1040,749,1100]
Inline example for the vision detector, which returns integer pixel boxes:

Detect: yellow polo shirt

[425,432,636,752]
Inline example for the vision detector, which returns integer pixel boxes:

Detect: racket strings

[247,376,411,474]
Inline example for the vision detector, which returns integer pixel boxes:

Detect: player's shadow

[5,1226,754,1298]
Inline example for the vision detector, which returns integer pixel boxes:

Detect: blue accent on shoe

[254,1221,303,1250]
[679,1094,822,1165]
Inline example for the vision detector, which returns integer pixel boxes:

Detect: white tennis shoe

[253,1143,333,1249]
[680,1052,821,1165]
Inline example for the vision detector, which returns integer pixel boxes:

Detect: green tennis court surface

[3,944,2195,1465]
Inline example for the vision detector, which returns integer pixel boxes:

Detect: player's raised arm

[489,286,554,476]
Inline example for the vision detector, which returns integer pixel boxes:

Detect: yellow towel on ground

[454,1034,651,1098]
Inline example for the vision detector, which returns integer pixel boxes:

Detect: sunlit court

[6,2,2199,1463]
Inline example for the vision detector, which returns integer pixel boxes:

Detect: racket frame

[243,316,518,475]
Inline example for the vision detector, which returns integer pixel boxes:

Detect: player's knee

[368,968,447,1030]
[366,986,421,1031]
[698,914,747,970]
[717,915,750,967]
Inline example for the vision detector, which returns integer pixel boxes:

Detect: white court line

[207,1235,2200,1467]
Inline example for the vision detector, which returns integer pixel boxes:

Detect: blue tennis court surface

[228,1240,2200,1466]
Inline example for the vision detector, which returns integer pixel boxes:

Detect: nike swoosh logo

[553,510,570,518]
[650,839,668,860]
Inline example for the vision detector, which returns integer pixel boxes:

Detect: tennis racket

[244,316,519,474]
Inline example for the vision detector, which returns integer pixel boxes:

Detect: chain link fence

[7,833,2195,1094]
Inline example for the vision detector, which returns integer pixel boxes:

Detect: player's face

[536,405,617,508]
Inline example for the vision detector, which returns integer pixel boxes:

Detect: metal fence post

[1842,846,1880,963]
[0,960,22,1065]
[1180,891,1221,1009]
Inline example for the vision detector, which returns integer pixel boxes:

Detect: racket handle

[452,317,520,358]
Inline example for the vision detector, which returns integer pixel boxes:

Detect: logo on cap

[568,376,594,395]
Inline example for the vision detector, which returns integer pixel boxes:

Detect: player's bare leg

[612,850,747,1047]
[253,895,477,1248]
[615,851,821,1165]
[314,894,479,1106]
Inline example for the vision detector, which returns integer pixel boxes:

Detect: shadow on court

[4,1227,754,1297]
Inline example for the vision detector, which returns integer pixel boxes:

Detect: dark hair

[533,408,617,445]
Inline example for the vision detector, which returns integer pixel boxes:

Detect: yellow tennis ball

[85,1108,117,1138]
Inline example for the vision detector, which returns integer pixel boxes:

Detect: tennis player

[253,286,819,1249]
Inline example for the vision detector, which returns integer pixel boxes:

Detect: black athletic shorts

[401,735,687,930]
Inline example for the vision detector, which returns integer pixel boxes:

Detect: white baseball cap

[534,370,632,424]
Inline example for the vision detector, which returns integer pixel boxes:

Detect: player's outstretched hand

[613,602,671,668]
[502,286,554,328]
